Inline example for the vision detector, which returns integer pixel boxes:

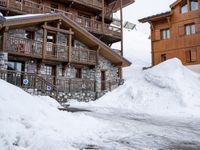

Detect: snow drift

[0,80,107,150]
[73,58,200,117]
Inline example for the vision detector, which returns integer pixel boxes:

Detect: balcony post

[96,46,100,65]
[6,0,9,8]
[42,22,47,59]
[120,0,123,56]
[68,28,72,63]
[2,26,9,51]
[102,0,105,32]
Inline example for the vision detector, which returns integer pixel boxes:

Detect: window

[186,50,197,62]
[181,3,188,13]
[185,24,196,35]
[25,30,35,40]
[43,65,53,76]
[161,29,170,40]
[190,0,198,11]
[75,68,82,79]
[161,54,167,62]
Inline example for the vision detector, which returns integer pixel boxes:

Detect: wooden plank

[42,22,47,59]
[68,28,72,63]
[42,25,74,35]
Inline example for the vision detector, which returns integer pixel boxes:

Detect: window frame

[190,0,198,11]
[161,28,170,40]
[185,23,196,35]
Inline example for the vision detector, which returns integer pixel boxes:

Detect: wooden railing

[68,0,102,10]
[0,0,121,38]
[3,36,97,64]
[71,47,97,65]
[46,43,68,60]
[4,36,42,58]
[0,69,58,99]
[56,78,95,93]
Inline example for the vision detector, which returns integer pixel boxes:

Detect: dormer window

[190,0,198,11]
[181,3,188,13]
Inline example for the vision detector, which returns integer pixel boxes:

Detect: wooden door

[101,70,106,91]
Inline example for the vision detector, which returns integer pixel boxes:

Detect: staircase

[0,69,58,100]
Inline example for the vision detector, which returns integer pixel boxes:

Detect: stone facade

[0,52,8,70]
[2,28,121,102]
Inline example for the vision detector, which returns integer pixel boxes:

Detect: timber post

[120,0,124,56]
[68,28,72,64]
[42,22,47,60]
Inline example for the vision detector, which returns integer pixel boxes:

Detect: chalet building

[0,0,133,101]
[139,0,200,71]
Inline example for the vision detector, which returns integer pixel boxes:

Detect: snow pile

[73,58,200,117]
[0,80,107,150]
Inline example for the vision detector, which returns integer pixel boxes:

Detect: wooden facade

[139,0,200,66]
[0,0,133,101]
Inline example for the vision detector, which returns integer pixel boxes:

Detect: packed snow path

[72,107,200,150]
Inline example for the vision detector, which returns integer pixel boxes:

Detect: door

[101,70,106,91]
[42,65,56,85]
[7,61,25,86]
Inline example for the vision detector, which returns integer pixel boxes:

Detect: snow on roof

[5,13,55,21]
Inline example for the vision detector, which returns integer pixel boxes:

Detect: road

[70,107,200,150]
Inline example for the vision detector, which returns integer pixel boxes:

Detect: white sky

[113,0,175,64]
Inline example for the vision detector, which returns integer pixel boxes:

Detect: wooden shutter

[191,49,197,62]
[154,30,161,41]
[196,23,200,33]
[179,25,185,36]
[185,50,191,63]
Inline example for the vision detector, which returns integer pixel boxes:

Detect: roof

[170,0,182,8]
[138,11,172,23]
[1,13,131,67]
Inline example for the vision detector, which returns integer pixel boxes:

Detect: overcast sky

[114,0,175,64]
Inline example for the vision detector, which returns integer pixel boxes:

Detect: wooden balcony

[71,47,97,65]
[3,36,97,65]
[0,0,121,39]
[67,0,102,10]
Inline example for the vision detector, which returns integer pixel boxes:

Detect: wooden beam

[68,28,72,64]
[2,26,9,52]
[120,0,124,56]
[42,22,47,59]
[42,25,74,35]
[102,0,105,32]
[96,46,100,65]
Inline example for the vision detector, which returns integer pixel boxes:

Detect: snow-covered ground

[1,58,200,150]
[71,58,200,118]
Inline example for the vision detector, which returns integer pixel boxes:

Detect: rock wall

[0,52,8,70]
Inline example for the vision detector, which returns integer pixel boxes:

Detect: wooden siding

[149,0,200,66]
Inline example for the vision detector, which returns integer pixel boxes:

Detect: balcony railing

[71,47,97,65]
[3,36,97,64]
[4,36,42,58]
[0,0,121,38]
[68,0,102,10]
[46,43,68,60]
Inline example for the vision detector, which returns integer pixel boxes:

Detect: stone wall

[95,56,119,94]
[0,52,8,70]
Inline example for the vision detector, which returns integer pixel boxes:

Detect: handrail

[0,69,58,99]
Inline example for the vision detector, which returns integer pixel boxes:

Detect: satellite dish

[124,21,136,30]
[112,19,136,31]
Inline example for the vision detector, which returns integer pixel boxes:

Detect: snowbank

[0,80,107,150]
[71,58,200,117]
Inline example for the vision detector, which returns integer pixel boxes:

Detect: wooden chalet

[0,0,133,101]
[139,0,200,69]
